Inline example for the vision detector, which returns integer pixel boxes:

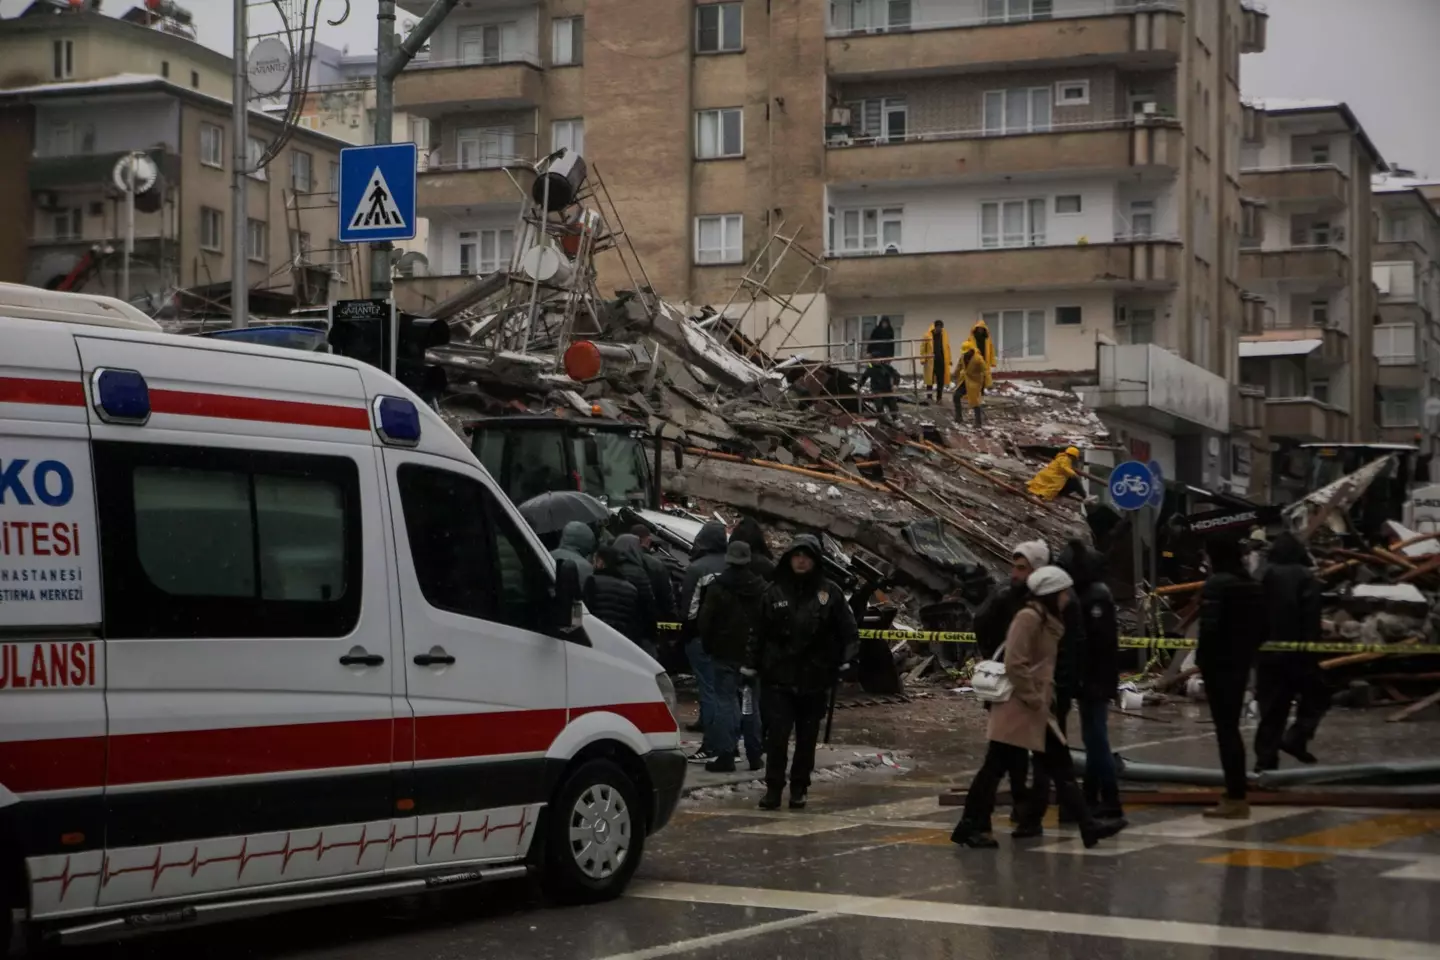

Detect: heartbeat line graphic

[33,810,534,902]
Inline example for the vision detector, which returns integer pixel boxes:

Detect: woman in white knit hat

[952,565,1125,850]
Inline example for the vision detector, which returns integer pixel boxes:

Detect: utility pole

[231,0,249,328]
[121,155,135,303]
[370,0,462,301]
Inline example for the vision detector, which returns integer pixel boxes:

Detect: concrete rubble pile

[425,281,1110,683]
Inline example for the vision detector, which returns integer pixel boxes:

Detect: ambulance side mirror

[553,559,587,641]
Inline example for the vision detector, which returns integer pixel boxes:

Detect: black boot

[1063,783,1123,848]
[1280,733,1317,765]
[951,821,999,848]
[788,786,808,810]
[1011,822,1044,840]
[758,785,783,810]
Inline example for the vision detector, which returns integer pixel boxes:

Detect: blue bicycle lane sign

[1108,460,1153,511]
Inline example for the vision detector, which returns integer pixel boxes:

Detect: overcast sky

[6,0,1437,176]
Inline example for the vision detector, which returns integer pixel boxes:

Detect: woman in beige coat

[952,566,1124,850]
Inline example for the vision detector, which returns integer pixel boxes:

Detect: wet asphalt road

[61,706,1440,960]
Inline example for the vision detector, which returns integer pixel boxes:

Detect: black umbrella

[518,490,609,535]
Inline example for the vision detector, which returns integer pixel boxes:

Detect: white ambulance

[0,284,684,948]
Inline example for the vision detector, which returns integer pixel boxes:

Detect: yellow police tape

[654,622,1440,656]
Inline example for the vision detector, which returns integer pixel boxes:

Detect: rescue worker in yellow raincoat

[1028,446,1086,501]
[919,320,953,403]
[968,318,997,389]
[953,339,989,428]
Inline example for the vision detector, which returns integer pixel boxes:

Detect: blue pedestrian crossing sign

[338,142,417,244]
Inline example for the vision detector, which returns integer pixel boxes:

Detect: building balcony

[1240,165,1349,210]
[416,152,533,212]
[394,60,543,118]
[1240,246,1350,287]
[826,240,1182,299]
[29,148,181,191]
[1088,342,1229,435]
[1265,397,1347,442]
[1239,328,1349,370]
[1241,2,1269,54]
[1378,300,1432,326]
[1375,239,1432,267]
[825,3,1183,80]
[1232,384,1266,431]
[825,119,1182,185]
[1240,293,1266,336]
[1376,363,1424,390]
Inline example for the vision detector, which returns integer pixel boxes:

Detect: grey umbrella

[518,490,609,535]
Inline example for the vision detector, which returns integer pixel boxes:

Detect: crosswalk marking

[1282,813,1440,851]
[1124,806,1311,838]
[1200,849,1332,869]
[734,817,862,837]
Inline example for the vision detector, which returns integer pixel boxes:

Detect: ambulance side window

[93,441,362,639]
[396,463,550,632]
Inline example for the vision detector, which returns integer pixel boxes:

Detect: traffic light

[396,312,449,403]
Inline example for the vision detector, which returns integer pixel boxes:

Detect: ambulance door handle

[339,647,385,667]
[413,649,456,667]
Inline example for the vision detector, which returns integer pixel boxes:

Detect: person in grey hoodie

[550,521,595,586]
[680,521,731,761]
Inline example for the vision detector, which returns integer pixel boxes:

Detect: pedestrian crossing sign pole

[338,142,417,244]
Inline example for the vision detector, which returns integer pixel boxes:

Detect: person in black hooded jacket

[680,521,730,759]
[1058,539,1124,819]
[1197,536,1266,820]
[747,534,858,811]
[610,534,658,657]
[698,541,767,773]
[729,516,777,579]
[1253,531,1328,771]
[584,545,644,647]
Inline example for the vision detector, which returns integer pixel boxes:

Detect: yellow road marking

[1281,813,1440,851]
[1200,850,1332,869]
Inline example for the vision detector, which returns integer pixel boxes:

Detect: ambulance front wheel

[542,759,644,904]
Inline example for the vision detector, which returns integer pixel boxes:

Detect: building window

[457,228,514,275]
[983,87,1052,135]
[1310,143,1330,165]
[695,214,743,264]
[981,198,1047,248]
[1117,307,1155,344]
[1309,220,1331,246]
[458,23,516,64]
[92,442,361,640]
[987,308,1046,359]
[1387,213,1415,243]
[985,0,1053,23]
[1129,200,1156,239]
[1310,379,1330,404]
[835,206,903,255]
[200,122,224,168]
[329,160,340,194]
[1055,80,1089,106]
[292,150,313,192]
[552,16,583,65]
[290,229,312,262]
[697,2,743,53]
[830,314,904,361]
[246,218,268,262]
[191,70,199,88]
[695,108,743,159]
[52,39,73,79]
[845,96,907,142]
[51,208,82,241]
[1055,305,1082,326]
[161,60,170,79]
[1309,299,1330,327]
[1055,194,1082,215]
[246,136,268,180]
[552,118,585,156]
[45,120,94,156]
[458,127,514,169]
[1376,324,1417,365]
[200,207,223,252]
[1380,387,1420,426]
[829,0,912,32]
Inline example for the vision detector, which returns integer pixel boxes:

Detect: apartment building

[1236,100,1382,502]
[1371,176,1440,451]
[0,8,366,306]
[389,0,1269,491]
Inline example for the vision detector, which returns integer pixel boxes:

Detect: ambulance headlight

[656,672,679,725]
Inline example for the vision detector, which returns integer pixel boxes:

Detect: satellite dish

[247,38,292,97]
[113,153,159,194]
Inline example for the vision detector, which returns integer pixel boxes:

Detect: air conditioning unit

[35,190,60,211]
[1142,102,1158,115]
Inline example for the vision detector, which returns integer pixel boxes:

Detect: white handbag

[971,642,1013,704]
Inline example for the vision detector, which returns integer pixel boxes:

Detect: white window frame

[246,136,268,180]
[1310,143,1331,165]
[290,229,313,262]
[694,214,744,265]
[986,308,1047,360]
[551,118,584,156]
[1380,387,1420,427]
[457,126,514,169]
[984,0,1053,24]
[695,108,743,159]
[200,123,224,168]
[845,97,908,142]
[328,160,340,194]
[1309,220,1331,246]
[835,206,904,255]
[1054,194,1082,215]
[552,16,583,66]
[1309,299,1330,327]
[1310,378,1331,405]
[1128,200,1156,240]
[456,227,514,276]
[829,314,904,361]
[981,198,1047,248]
[246,218,268,263]
[1055,80,1090,107]
[1117,307,1156,345]
[983,87,1053,136]
[1375,323,1417,366]
[292,150,313,192]
[696,2,743,53]
[52,38,73,80]
[51,208,82,241]
[458,23,516,65]
[200,207,223,252]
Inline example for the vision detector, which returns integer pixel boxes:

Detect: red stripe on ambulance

[0,377,86,408]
